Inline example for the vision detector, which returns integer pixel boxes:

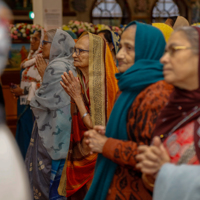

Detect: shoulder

[133,80,173,109]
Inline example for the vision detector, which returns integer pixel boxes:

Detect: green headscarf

[84,21,166,200]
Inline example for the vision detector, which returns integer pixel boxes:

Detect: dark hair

[33,30,42,38]
[36,30,42,38]
[167,16,178,27]
[98,30,112,44]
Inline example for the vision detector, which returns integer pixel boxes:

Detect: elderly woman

[10,30,43,159]
[83,21,174,200]
[136,26,200,196]
[25,29,76,200]
[60,32,118,199]
[98,29,120,64]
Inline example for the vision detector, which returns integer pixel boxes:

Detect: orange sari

[58,32,118,199]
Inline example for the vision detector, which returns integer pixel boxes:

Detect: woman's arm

[61,71,93,129]
[85,81,173,166]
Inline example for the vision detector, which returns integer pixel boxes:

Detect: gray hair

[46,29,57,42]
[174,26,199,55]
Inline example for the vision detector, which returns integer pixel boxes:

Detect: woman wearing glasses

[10,30,43,159]
[136,26,200,198]
[25,29,76,200]
[60,32,118,199]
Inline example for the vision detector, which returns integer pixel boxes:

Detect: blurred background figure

[0,1,31,200]
[165,16,177,28]
[10,29,44,159]
[98,29,120,64]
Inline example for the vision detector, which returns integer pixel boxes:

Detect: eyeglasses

[72,47,89,56]
[42,40,52,46]
[164,46,195,56]
[30,36,40,42]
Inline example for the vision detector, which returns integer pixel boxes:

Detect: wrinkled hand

[84,129,108,154]
[94,125,106,135]
[10,85,23,98]
[60,71,82,101]
[36,55,47,78]
[135,136,170,178]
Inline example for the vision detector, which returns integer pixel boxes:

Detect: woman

[98,29,120,64]
[25,29,76,200]
[84,21,173,200]
[10,30,43,159]
[60,32,118,199]
[152,23,174,42]
[136,26,200,193]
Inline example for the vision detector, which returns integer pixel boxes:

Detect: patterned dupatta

[153,26,200,162]
[64,32,118,198]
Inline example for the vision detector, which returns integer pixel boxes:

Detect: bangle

[142,173,154,188]
[82,112,88,120]
[70,101,76,104]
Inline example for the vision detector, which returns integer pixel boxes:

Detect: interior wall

[11,0,195,25]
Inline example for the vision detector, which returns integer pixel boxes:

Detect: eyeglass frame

[72,47,89,56]
[42,40,52,46]
[164,45,196,56]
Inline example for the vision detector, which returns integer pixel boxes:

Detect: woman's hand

[94,125,106,135]
[135,136,170,178]
[60,71,82,101]
[35,55,47,78]
[10,85,23,98]
[84,129,108,154]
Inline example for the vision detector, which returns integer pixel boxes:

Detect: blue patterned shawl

[30,29,76,160]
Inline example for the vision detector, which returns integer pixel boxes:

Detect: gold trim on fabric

[58,155,68,197]
[33,187,42,199]
[88,33,106,126]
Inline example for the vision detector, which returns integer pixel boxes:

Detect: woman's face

[72,35,89,69]
[160,31,199,90]
[30,31,40,51]
[42,34,51,59]
[116,26,136,73]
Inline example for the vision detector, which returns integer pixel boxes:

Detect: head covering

[20,29,44,105]
[98,29,120,55]
[85,21,166,200]
[65,32,118,197]
[30,29,77,160]
[153,26,200,162]
[110,30,120,55]
[66,30,77,39]
[173,16,189,30]
[152,23,174,42]
[77,31,119,125]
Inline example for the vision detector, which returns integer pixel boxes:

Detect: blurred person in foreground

[0,1,31,199]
